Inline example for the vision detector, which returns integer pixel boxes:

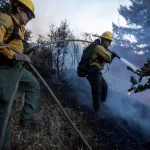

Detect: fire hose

[0,41,93,150]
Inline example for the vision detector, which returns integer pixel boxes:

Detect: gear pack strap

[0,20,8,30]
[88,39,103,64]
[4,16,22,44]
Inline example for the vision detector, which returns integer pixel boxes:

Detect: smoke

[60,69,93,109]
[27,0,131,42]
[59,68,150,139]
[106,90,150,139]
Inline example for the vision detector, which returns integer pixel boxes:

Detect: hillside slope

[11,78,150,150]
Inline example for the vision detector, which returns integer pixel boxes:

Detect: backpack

[77,38,101,77]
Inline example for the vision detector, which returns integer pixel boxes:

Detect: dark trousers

[0,64,40,149]
[87,65,108,112]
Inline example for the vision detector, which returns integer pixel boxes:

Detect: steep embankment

[11,77,150,150]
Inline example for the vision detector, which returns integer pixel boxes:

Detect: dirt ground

[11,80,150,150]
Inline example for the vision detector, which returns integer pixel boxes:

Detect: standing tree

[48,20,74,74]
[113,0,150,66]
[33,20,80,76]
[47,20,80,74]
[112,0,150,93]
[32,35,53,76]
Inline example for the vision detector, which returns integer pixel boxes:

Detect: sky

[27,0,131,40]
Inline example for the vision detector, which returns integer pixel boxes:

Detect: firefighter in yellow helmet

[87,31,119,113]
[10,0,35,20]
[0,1,42,149]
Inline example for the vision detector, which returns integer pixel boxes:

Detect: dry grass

[10,81,147,150]
[11,87,97,150]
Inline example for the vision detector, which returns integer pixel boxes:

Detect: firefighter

[0,0,42,149]
[86,31,118,113]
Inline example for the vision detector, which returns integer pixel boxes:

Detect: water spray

[120,58,138,72]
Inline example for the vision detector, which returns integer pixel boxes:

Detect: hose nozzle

[116,54,121,59]
[111,51,121,59]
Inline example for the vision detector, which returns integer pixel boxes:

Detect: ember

[128,92,131,96]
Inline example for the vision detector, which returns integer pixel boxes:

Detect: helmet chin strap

[100,38,105,46]
[101,38,111,49]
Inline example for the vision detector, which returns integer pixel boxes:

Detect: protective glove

[13,53,32,63]
[24,43,38,55]
[25,48,36,55]
[111,51,120,59]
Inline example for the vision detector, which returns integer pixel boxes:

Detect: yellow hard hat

[101,31,113,41]
[10,0,35,18]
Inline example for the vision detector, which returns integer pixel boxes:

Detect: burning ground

[11,74,150,150]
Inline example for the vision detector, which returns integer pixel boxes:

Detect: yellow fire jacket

[89,45,112,70]
[0,13,24,59]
